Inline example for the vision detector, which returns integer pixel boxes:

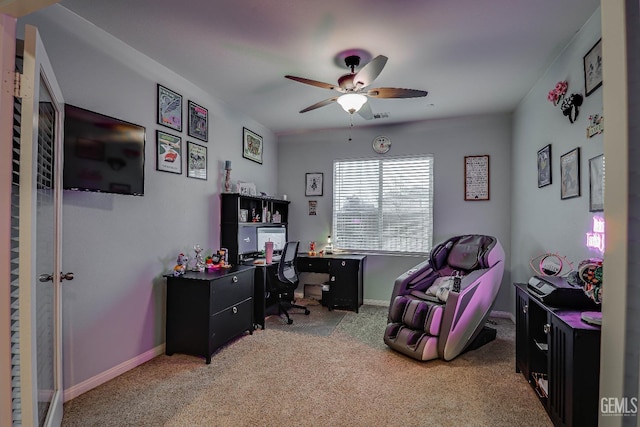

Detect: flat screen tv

[63,104,146,196]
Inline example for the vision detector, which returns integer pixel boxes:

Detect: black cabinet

[220,193,290,265]
[298,254,366,313]
[514,283,601,426]
[165,266,255,363]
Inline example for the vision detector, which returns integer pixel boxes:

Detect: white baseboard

[363,299,389,307]
[64,344,165,402]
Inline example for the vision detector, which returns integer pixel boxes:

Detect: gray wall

[19,6,277,391]
[511,10,603,298]
[277,114,513,309]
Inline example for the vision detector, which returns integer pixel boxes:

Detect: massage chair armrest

[389,257,436,300]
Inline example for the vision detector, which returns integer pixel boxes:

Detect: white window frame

[332,155,434,255]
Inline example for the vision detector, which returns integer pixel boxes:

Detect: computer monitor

[238,225,258,255]
[257,226,287,252]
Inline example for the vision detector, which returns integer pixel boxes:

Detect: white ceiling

[56,0,600,136]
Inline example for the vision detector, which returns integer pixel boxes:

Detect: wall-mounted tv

[63,104,146,196]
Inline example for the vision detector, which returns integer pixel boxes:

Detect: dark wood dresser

[165,266,255,363]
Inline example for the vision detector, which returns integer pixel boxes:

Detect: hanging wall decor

[584,38,603,97]
[560,147,580,200]
[157,84,183,131]
[586,114,604,138]
[560,93,583,123]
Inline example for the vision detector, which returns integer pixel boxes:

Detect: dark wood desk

[251,253,366,328]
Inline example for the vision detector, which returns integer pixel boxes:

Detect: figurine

[193,244,205,272]
[173,253,189,276]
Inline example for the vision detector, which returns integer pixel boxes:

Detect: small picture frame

[187,101,208,142]
[237,181,257,196]
[187,141,207,180]
[537,144,552,188]
[242,127,263,164]
[560,147,580,200]
[308,200,317,216]
[589,154,604,212]
[464,155,490,201]
[305,172,323,196]
[156,130,182,174]
[157,84,182,131]
[583,38,603,97]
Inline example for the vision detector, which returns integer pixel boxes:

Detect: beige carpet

[62,305,552,427]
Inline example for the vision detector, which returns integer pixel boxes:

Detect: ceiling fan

[285,54,428,120]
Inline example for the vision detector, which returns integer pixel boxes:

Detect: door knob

[61,272,74,281]
[39,273,53,282]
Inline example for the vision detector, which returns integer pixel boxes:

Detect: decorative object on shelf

[547,80,568,106]
[156,130,182,174]
[586,114,604,138]
[237,181,256,196]
[308,200,317,215]
[583,38,603,97]
[305,172,323,196]
[272,210,281,223]
[218,248,230,268]
[589,154,604,212]
[187,141,207,180]
[372,135,392,154]
[157,84,182,131]
[239,208,248,222]
[192,244,205,272]
[187,100,208,142]
[529,252,575,277]
[560,93,583,123]
[560,147,580,199]
[325,235,333,254]
[242,127,263,164]
[464,155,490,201]
[308,241,317,256]
[173,253,189,276]
[572,258,603,325]
[537,144,552,188]
[224,160,232,192]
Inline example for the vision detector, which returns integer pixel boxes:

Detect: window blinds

[332,156,434,254]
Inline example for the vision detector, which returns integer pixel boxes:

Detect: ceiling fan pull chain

[348,114,354,141]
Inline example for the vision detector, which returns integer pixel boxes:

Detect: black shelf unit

[514,283,601,427]
[220,193,290,264]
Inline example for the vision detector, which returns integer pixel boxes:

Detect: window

[332,156,434,254]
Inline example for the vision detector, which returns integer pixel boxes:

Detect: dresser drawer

[210,297,253,350]
[209,269,253,314]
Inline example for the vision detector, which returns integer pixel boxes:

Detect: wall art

[242,127,263,164]
[157,84,182,131]
[188,101,208,142]
[560,147,580,200]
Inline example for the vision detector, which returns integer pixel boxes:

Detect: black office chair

[267,241,310,324]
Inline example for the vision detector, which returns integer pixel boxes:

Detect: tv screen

[63,104,145,196]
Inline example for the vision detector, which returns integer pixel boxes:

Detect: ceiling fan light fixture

[337,93,367,114]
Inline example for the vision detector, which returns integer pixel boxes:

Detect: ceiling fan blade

[357,101,374,120]
[366,87,428,98]
[299,97,339,113]
[353,55,388,89]
[285,75,342,91]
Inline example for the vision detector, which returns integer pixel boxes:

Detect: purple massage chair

[384,235,505,361]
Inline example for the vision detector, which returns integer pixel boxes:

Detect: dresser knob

[341,261,346,266]
[232,306,238,314]
[523,305,528,314]
[232,276,238,283]
[543,324,551,334]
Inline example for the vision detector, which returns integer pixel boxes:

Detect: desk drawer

[298,257,330,273]
[209,270,253,314]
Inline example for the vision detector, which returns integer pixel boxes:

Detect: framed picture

[156,130,182,174]
[305,172,323,196]
[242,127,263,164]
[560,147,580,200]
[157,84,182,131]
[187,101,208,142]
[187,141,207,180]
[583,38,602,97]
[589,154,604,212]
[464,155,490,201]
[308,200,317,216]
[537,144,552,188]
[237,181,257,196]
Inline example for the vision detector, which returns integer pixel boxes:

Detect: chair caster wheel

[287,318,293,325]
[304,309,310,315]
